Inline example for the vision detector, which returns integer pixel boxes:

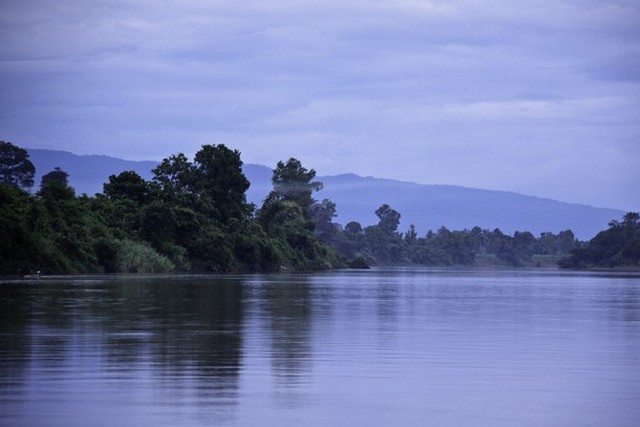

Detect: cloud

[440,97,629,120]
[0,0,639,210]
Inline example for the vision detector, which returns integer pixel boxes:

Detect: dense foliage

[559,212,640,269]
[0,141,339,275]
[3,140,633,275]
[314,203,581,267]
[0,141,35,191]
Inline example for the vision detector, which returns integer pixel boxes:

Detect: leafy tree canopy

[193,144,250,219]
[39,167,74,200]
[375,204,401,234]
[152,153,194,200]
[103,171,149,204]
[345,221,363,234]
[0,140,35,191]
[560,212,640,269]
[268,158,322,213]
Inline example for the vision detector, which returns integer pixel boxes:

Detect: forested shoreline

[1,140,638,275]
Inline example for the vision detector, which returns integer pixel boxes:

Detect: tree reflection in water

[0,277,245,424]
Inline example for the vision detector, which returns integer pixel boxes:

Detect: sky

[1,0,639,210]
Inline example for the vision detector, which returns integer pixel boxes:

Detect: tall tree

[152,153,194,201]
[103,171,149,204]
[268,158,322,213]
[309,198,339,241]
[38,167,74,200]
[375,204,401,234]
[405,224,417,244]
[193,144,251,221]
[0,141,35,191]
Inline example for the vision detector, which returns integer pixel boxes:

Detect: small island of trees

[1,140,638,275]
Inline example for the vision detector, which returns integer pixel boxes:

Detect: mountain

[315,174,623,240]
[27,148,623,239]
[28,149,158,196]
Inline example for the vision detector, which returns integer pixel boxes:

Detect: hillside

[27,148,623,239]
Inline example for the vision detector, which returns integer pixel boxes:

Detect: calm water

[1,268,639,426]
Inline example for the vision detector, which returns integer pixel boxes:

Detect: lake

[1,268,639,426]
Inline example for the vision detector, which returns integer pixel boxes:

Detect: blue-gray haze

[1,0,639,210]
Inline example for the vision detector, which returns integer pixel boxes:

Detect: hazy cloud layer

[1,0,639,209]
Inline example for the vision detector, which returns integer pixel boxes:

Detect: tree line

[1,140,638,275]
[309,201,581,267]
[559,212,640,269]
[1,141,339,275]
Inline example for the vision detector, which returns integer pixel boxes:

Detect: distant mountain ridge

[27,148,624,239]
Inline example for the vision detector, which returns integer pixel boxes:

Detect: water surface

[1,268,639,426]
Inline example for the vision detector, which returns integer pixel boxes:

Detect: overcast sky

[1,0,639,210]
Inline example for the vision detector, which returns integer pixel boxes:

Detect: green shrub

[116,239,175,273]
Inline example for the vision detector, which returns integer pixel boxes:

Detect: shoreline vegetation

[2,140,639,276]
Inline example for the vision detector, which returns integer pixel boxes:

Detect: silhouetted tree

[38,167,74,200]
[0,141,35,191]
[405,224,417,244]
[258,158,340,270]
[309,198,339,241]
[375,204,401,234]
[103,171,149,204]
[267,158,322,214]
[561,212,640,268]
[152,153,194,201]
[345,221,363,235]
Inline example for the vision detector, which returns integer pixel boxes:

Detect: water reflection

[0,285,30,396]
[258,277,313,385]
[1,277,246,424]
[1,270,639,426]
